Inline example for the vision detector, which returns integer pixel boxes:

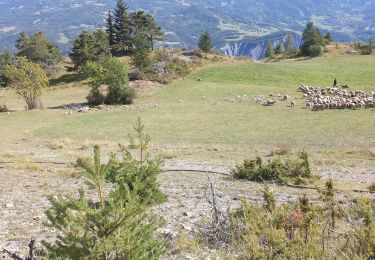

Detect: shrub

[361,45,373,55]
[308,44,323,57]
[232,151,313,184]
[192,48,204,58]
[0,104,8,112]
[200,182,375,259]
[6,57,48,110]
[43,118,166,259]
[174,61,191,78]
[85,56,135,105]
[232,157,285,183]
[165,60,191,79]
[369,183,375,193]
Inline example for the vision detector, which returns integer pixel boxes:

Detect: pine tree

[42,120,166,259]
[69,30,94,68]
[129,11,163,51]
[15,31,62,67]
[324,32,334,43]
[92,29,111,58]
[285,31,295,52]
[0,50,11,87]
[69,29,110,69]
[198,32,213,53]
[265,41,275,58]
[106,11,116,54]
[112,0,132,55]
[300,22,325,57]
[106,2,163,56]
[132,35,152,70]
[274,43,285,55]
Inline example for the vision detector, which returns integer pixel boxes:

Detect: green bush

[232,152,312,184]
[165,60,191,79]
[361,45,373,55]
[85,56,135,105]
[308,44,323,57]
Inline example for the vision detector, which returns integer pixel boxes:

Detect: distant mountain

[0,0,374,59]
[221,31,302,60]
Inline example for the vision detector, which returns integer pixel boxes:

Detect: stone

[5,203,14,208]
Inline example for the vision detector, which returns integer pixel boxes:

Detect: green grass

[1,55,375,153]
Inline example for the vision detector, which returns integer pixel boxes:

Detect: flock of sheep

[63,85,374,116]
[250,94,294,107]
[219,85,375,112]
[300,85,375,111]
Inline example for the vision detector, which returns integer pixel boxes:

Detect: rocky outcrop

[220,31,302,60]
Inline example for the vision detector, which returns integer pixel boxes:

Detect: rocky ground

[1,150,375,259]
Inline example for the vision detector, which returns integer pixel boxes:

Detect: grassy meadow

[1,55,375,156]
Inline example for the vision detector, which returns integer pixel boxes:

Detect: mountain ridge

[0,0,374,59]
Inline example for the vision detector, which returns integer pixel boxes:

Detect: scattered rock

[181,224,192,232]
[5,203,14,208]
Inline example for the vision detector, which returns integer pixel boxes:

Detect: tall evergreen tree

[106,2,163,56]
[69,29,110,69]
[274,43,285,55]
[265,41,275,58]
[69,30,93,69]
[15,31,62,67]
[93,29,111,57]
[198,32,213,53]
[132,34,152,70]
[300,22,325,57]
[112,0,132,55]
[285,31,295,52]
[106,11,116,54]
[0,50,11,87]
[129,11,163,51]
[43,128,166,259]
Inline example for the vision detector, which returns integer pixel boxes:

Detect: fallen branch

[0,161,69,165]
[2,237,37,260]
[160,169,229,176]
[2,249,23,260]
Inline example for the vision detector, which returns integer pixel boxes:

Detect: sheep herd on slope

[300,85,375,111]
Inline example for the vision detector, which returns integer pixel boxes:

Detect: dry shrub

[200,181,375,259]
[272,144,292,156]
[0,104,8,112]
[46,138,72,150]
[369,183,375,193]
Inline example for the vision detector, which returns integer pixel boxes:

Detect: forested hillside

[0,0,374,58]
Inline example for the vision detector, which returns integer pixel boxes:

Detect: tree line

[266,22,374,59]
[266,22,335,59]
